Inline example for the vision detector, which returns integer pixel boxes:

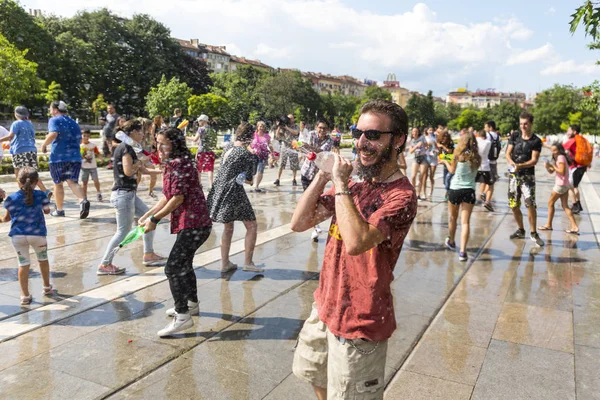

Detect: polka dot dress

[207,146,258,223]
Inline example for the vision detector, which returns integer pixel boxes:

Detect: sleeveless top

[450,161,476,190]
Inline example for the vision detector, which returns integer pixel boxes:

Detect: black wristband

[150,215,160,224]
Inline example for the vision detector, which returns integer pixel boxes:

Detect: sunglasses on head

[351,129,395,141]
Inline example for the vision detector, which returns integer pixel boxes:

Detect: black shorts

[415,155,426,165]
[476,171,492,185]
[332,141,341,148]
[447,189,476,205]
[572,167,586,188]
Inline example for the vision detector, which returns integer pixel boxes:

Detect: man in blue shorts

[41,101,90,218]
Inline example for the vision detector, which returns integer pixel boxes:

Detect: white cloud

[546,6,556,15]
[540,60,600,76]
[506,43,557,65]
[23,0,573,94]
[329,42,359,49]
[253,43,291,59]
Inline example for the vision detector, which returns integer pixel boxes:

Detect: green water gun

[439,153,454,162]
[119,225,146,248]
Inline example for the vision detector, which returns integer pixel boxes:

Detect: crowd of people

[0,98,596,399]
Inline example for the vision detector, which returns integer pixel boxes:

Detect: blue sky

[24,0,599,97]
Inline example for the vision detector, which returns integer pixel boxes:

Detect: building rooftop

[230,56,272,70]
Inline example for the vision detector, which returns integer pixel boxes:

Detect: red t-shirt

[315,176,417,342]
[563,138,580,168]
[162,157,212,234]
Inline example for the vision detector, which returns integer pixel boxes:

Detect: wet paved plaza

[1,148,600,399]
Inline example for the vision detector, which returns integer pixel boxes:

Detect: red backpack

[574,134,593,167]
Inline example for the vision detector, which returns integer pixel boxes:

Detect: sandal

[42,285,54,296]
[538,226,553,231]
[566,229,580,235]
[20,295,32,305]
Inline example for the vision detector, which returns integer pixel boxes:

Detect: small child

[80,130,103,201]
[1,168,53,305]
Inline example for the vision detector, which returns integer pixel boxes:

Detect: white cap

[197,114,209,122]
[52,101,68,112]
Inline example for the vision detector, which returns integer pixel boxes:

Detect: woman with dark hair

[437,128,455,201]
[97,120,165,276]
[140,128,212,337]
[540,143,579,234]
[208,122,263,273]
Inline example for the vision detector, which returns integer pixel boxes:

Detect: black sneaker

[484,202,494,212]
[292,179,298,187]
[480,193,486,202]
[80,199,90,219]
[572,202,582,214]
[530,232,545,247]
[273,179,280,186]
[509,229,526,239]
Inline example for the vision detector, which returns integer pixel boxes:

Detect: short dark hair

[359,100,408,138]
[485,120,496,130]
[82,129,91,135]
[235,122,254,143]
[315,118,330,129]
[570,124,581,134]
[174,108,181,115]
[519,112,534,123]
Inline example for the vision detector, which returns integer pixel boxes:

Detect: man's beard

[356,142,393,180]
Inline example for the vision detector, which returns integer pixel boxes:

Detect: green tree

[433,102,450,127]
[0,33,42,106]
[188,93,229,121]
[41,81,63,103]
[420,91,436,128]
[489,101,523,134]
[145,75,192,118]
[38,9,211,117]
[532,84,581,134]
[0,0,57,82]
[570,1,600,41]
[211,65,267,127]
[405,93,422,127]
[449,108,490,131]
[364,85,392,101]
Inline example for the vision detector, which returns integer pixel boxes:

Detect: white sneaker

[315,226,323,234]
[165,301,199,317]
[311,229,319,242]
[157,313,193,337]
[243,263,265,273]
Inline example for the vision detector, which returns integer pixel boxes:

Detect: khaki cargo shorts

[293,303,388,399]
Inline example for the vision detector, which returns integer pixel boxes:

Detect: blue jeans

[443,166,453,191]
[101,189,154,264]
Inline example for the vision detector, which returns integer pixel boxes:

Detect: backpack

[487,132,501,161]
[574,134,593,167]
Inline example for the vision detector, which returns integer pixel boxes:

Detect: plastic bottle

[307,151,357,175]
[115,131,145,154]
[235,172,247,185]
[119,225,146,248]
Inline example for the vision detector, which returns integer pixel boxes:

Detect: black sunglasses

[351,129,395,141]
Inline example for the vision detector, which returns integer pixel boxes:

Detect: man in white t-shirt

[483,120,501,212]
[476,129,492,210]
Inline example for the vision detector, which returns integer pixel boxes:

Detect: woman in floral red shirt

[141,128,212,337]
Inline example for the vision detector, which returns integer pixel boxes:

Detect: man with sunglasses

[291,100,417,400]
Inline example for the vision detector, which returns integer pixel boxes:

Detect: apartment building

[174,38,231,73]
[230,56,273,72]
[447,89,526,108]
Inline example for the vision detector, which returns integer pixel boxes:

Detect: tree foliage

[146,75,192,118]
[0,33,42,106]
[364,85,392,101]
[532,84,582,134]
[188,93,229,122]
